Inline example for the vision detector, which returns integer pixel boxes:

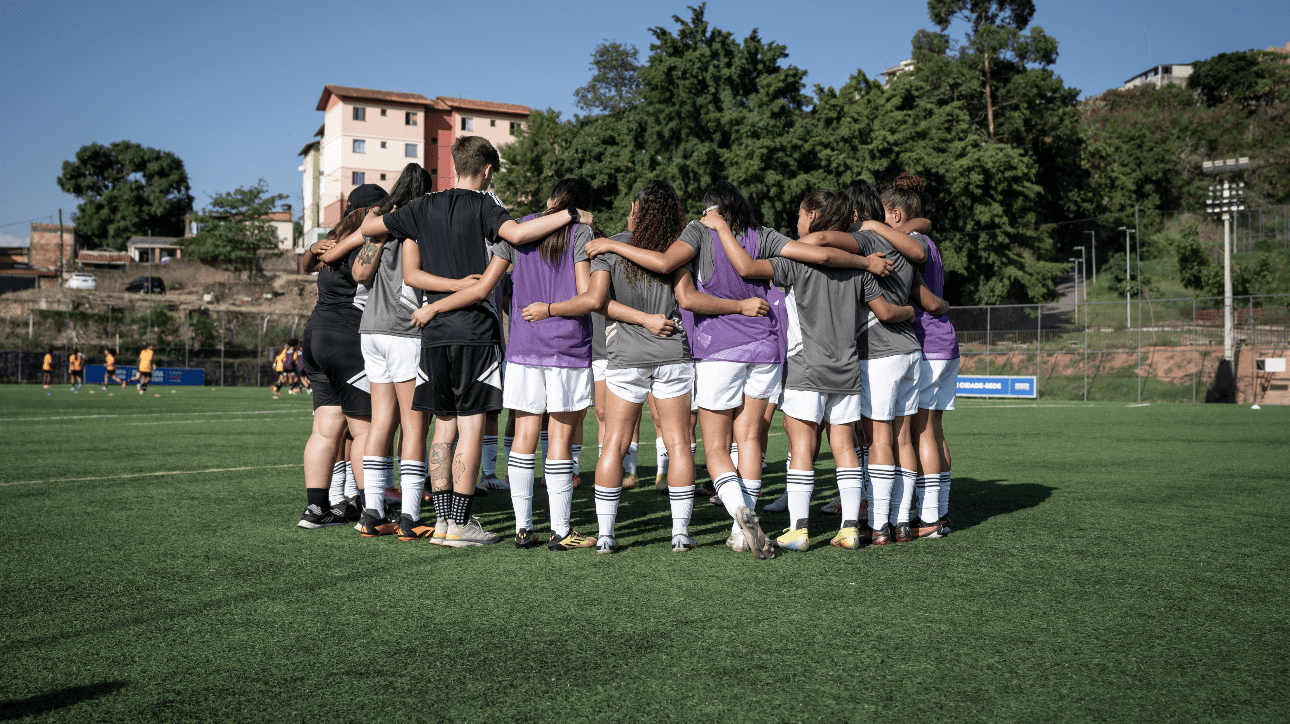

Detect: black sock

[307,488,328,510]
[450,492,474,525]
[432,491,451,521]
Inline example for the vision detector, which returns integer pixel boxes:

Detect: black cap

[348,184,388,209]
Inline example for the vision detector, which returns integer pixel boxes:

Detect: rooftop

[126,236,181,247]
[316,85,432,111]
[432,96,531,116]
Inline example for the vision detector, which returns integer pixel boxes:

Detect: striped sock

[482,435,498,477]
[786,469,814,531]
[546,459,575,537]
[328,461,346,507]
[712,472,750,520]
[730,442,739,469]
[690,442,697,456]
[742,478,762,507]
[571,444,582,470]
[399,459,426,520]
[836,466,864,529]
[868,464,896,529]
[503,435,513,462]
[624,442,639,475]
[362,456,392,514]
[507,453,536,532]
[895,468,917,525]
[669,484,695,535]
[594,484,621,537]
[939,470,951,519]
[917,474,940,523]
[656,437,669,474]
[539,431,549,474]
[343,461,358,500]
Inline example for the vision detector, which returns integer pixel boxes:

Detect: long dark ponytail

[536,177,597,267]
[375,163,433,216]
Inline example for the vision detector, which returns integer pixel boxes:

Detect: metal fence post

[1249,296,1256,404]
[17,336,22,383]
[985,307,991,377]
[220,311,225,387]
[1137,295,1143,404]
[1036,303,1041,404]
[184,309,189,369]
[1083,299,1089,401]
[1192,298,1197,403]
[256,313,262,388]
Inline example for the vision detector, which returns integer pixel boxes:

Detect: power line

[0,213,58,230]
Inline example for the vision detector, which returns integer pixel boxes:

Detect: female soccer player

[101,347,122,389]
[68,349,84,392]
[41,348,53,388]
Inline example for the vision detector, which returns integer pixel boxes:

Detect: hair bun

[894,173,924,194]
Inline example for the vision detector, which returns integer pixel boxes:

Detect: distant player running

[127,344,155,394]
[42,348,54,388]
[101,347,122,389]
[68,349,85,392]
[272,343,289,395]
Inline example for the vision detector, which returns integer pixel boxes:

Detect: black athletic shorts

[303,326,371,416]
[412,344,503,416]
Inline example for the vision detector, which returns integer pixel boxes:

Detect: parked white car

[66,273,97,290]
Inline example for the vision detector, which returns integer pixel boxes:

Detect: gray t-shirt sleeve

[861,273,883,303]
[769,256,797,290]
[492,240,517,265]
[590,252,613,275]
[758,227,792,258]
[572,225,593,264]
[679,222,706,253]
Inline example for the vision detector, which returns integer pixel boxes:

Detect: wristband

[568,207,578,224]
[548,303,552,317]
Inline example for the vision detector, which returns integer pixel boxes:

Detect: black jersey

[309,246,366,331]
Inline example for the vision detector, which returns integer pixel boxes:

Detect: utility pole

[1072,246,1086,300]
[57,209,65,287]
[1085,231,1096,283]
[1119,227,1134,328]
[1204,157,1250,363]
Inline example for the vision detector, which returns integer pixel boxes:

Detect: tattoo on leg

[429,442,452,492]
[452,454,469,492]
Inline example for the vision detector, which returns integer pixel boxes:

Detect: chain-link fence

[949,294,1290,404]
[0,300,311,387]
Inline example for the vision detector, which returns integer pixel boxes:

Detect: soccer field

[1,386,1286,722]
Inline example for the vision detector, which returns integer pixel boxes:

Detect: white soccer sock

[869,464,896,529]
[399,459,426,520]
[624,442,639,475]
[730,442,739,469]
[761,452,766,471]
[539,431,549,472]
[669,484,695,535]
[860,446,870,486]
[743,478,762,509]
[594,484,621,537]
[690,442,697,456]
[893,467,917,525]
[785,469,814,531]
[482,435,498,477]
[836,466,864,528]
[343,461,358,500]
[503,435,513,462]
[571,444,582,470]
[939,470,952,519]
[786,451,792,468]
[917,474,941,523]
[712,472,751,520]
[656,437,669,475]
[362,456,392,514]
[545,459,575,537]
[508,453,536,532]
[328,461,346,507]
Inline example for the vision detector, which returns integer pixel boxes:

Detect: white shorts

[361,333,421,384]
[502,363,592,414]
[605,363,694,405]
[592,359,608,382]
[860,352,923,421]
[919,357,960,411]
[780,389,863,425]
[694,361,783,411]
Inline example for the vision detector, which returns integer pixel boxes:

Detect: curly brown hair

[623,180,685,286]
[880,173,925,218]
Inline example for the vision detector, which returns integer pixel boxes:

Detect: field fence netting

[2,295,1288,403]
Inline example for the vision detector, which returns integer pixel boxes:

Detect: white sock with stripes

[545,458,575,537]
[690,442,697,456]
[508,453,536,532]
[713,471,751,520]
[482,435,498,477]
[939,470,951,519]
[917,474,940,523]
[656,437,669,474]
[742,478,762,508]
[362,456,392,514]
[399,459,426,521]
[539,431,549,474]
[669,484,695,535]
[594,484,621,537]
[328,461,346,507]
[343,461,358,500]
[785,469,814,531]
[571,444,582,470]
[894,468,917,525]
[836,466,864,528]
[730,442,739,469]
[868,464,896,530]
[624,442,639,475]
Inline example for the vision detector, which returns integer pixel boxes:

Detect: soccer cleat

[343,495,363,521]
[547,529,595,551]
[775,527,810,552]
[821,497,842,515]
[473,483,490,497]
[430,519,447,545]
[726,531,751,552]
[912,518,946,539]
[830,526,860,550]
[939,515,952,535]
[480,474,510,491]
[857,524,873,545]
[655,473,669,493]
[397,514,435,541]
[621,474,639,490]
[514,528,541,549]
[358,509,399,537]
[764,491,789,512]
[442,518,502,547]
[735,506,775,560]
[596,535,620,554]
[382,487,403,503]
[297,504,346,529]
[696,481,717,497]
[892,522,913,543]
[871,523,892,546]
[671,533,696,552]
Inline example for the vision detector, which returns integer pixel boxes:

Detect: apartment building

[1122,63,1194,90]
[299,85,530,244]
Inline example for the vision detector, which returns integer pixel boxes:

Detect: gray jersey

[678,221,792,283]
[769,257,866,394]
[852,229,922,359]
[591,249,691,369]
[358,237,418,338]
[592,231,631,361]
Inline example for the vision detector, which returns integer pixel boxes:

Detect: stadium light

[1072,246,1086,300]
[1204,157,1250,363]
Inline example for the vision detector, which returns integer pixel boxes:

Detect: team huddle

[295,135,960,558]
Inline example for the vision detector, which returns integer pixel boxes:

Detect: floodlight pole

[1224,210,1233,362]
[1085,231,1096,283]
[1119,227,1134,329]
[1072,246,1086,300]
[1204,157,1250,363]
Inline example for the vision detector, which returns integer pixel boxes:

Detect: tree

[57,141,193,248]
[573,41,643,114]
[181,180,288,277]
[1189,50,1290,109]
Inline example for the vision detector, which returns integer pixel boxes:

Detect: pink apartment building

[299,85,530,245]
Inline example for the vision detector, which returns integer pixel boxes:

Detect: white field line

[0,409,310,423]
[1,464,299,487]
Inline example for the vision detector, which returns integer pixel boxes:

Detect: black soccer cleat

[298,504,346,529]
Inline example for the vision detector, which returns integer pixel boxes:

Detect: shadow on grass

[948,477,1054,531]
[0,682,127,721]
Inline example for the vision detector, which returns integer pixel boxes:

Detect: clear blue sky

[1,0,1286,243]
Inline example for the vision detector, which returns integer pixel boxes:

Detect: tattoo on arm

[429,442,452,493]
[357,239,381,266]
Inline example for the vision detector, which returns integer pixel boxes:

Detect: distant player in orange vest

[102,347,123,389]
[127,344,155,394]
[68,348,85,392]
[42,347,54,388]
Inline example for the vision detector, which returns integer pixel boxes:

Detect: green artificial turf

[1,386,1287,723]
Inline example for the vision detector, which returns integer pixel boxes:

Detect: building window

[510,121,522,132]
[380,173,387,181]
[405,144,417,158]
[380,108,387,116]
[352,139,366,153]
[352,171,365,185]
[406,111,418,126]
[461,117,473,131]
[353,107,365,121]
[380,141,387,149]
[430,168,438,177]
[490,119,496,127]
[430,136,438,144]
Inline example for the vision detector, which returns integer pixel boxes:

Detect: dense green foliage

[494,3,1288,306]
[180,180,289,277]
[2,388,1288,721]
[56,141,193,249]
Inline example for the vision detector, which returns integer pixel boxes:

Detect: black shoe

[696,481,717,496]
[359,509,399,537]
[871,522,892,546]
[298,504,346,529]
[514,528,541,549]
[343,495,362,521]
[397,514,435,541]
[892,522,913,543]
